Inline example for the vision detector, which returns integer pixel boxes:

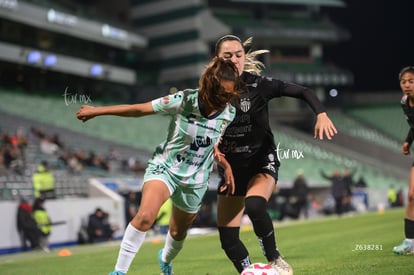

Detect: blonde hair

[243,37,269,75]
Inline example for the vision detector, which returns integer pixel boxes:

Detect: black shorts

[217,149,280,196]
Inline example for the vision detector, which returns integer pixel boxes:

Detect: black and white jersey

[401,95,414,144]
[218,71,325,167]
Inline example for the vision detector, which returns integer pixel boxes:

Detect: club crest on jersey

[240,98,251,112]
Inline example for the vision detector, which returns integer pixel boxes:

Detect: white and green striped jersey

[150,89,235,188]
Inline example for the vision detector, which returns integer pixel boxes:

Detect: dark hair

[214,34,242,56]
[399,66,414,80]
[199,57,241,111]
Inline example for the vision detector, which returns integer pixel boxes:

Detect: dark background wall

[324,0,414,92]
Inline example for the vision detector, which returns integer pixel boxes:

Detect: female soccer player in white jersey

[214,35,337,275]
[76,57,241,275]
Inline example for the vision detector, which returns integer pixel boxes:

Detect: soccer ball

[240,262,279,275]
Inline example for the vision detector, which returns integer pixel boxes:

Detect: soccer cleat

[108,271,126,275]
[393,239,414,255]
[270,256,293,275]
[158,249,174,275]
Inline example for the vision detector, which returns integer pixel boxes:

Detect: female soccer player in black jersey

[392,66,414,255]
[214,35,337,275]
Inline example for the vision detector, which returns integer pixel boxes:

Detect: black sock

[245,196,280,261]
[218,226,251,273]
[405,218,414,239]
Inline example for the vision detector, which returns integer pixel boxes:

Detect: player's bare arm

[76,102,154,122]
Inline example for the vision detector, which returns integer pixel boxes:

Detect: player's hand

[214,143,235,195]
[314,112,338,140]
[402,142,411,155]
[219,166,235,196]
[76,105,96,122]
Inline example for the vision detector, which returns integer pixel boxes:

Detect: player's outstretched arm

[314,112,338,140]
[214,144,235,196]
[76,102,154,122]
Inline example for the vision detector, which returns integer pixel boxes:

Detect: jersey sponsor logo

[232,113,251,124]
[240,98,251,112]
[233,145,250,152]
[152,165,166,175]
[175,152,202,168]
[224,125,252,136]
[186,114,223,134]
[190,136,212,150]
[220,140,250,153]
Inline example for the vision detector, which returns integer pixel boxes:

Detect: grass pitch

[0,208,411,275]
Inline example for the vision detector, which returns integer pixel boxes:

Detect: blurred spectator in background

[39,136,59,155]
[125,192,140,226]
[289,169,310,219]
[342,167,356,212]
[16,197,40,251]
[15,127,28,151]
[352,177,369,212]
[67,152,84,174]
[50,133,64,149]
[397,188,405,207]
[32,161,56,199]
[388,185,398,208]
[155,199,172,235]
[33,198,52,252]
[321,169,347,216]
[87,208,115,243]
[342,167,355,191]
[1,130,26,174]
[355,176,367,188]
[123,156,145,173]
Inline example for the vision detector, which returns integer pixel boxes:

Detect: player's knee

[168,226,187,241]
[131,211,156,231]
[245,196,268,220]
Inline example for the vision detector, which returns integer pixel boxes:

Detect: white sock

[161,231,185,263]
[114,223,146,273]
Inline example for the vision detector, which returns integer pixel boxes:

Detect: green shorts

[143,163,208,214]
